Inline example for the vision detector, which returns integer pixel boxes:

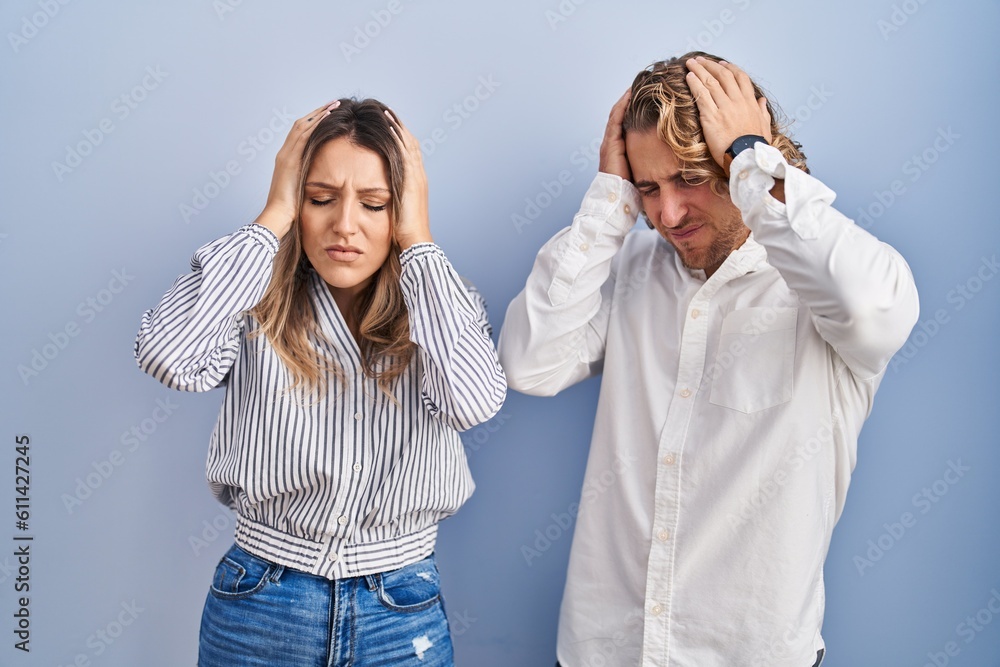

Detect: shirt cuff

[243,223,281,254]
[399,242,445,270]
[728,142,786,208]
[728,143,832,241]
[580,172,642,236]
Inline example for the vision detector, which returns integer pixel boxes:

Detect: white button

[337,515,348,526]
[607,192,618,203]
[327,553,339,562]
[624,204,631,215]
[679,388,691,398]
[658,530,670,542]
[353,463,362,472]
[651,604,663,616]
[663,454,676,466]
[354,412,363,420]
[691,308,700,319]
[580,243,590,252]
[739,170,749,180]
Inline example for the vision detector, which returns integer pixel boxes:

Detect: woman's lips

[326,246,362,262]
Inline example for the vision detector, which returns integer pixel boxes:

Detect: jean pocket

[208,545,279,600]
[708,306,797,414]
[373,555,441,613]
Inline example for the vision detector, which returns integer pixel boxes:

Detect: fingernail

[327,100,340,110]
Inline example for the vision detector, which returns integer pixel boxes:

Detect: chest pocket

[708,307,798,414]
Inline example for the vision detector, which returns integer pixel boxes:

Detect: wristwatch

[726,135,768,159]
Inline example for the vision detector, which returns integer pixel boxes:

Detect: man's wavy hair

[252,98,413,398]
[623,51,809,196]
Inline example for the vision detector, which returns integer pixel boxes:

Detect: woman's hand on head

[254,100,340,239]
[384,109,433,251]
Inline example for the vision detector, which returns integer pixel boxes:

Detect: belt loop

[363,573,379,591]
[269,564,285,584]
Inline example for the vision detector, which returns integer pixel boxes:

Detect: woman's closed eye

[308,198,386,213]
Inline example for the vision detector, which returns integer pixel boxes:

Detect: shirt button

[580,243,590,252]
[327,553,339,562]
[337,515,348,526]
[607,192,618,203]
[679,388,691,398]
[658,530,670,542]
[739,170,749,180]
[663,454,676,466]
[691,308,700,319]
[624,204,631,215]
[352,463,363,472]
[651,604,663,616]
[354,412,363,421]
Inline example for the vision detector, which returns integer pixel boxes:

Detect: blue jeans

[199,544,454,666]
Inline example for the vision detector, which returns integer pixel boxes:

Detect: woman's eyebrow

[355,187,390,196]
[305,182,390,196]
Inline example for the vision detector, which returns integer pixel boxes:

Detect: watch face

[728,135,765,158]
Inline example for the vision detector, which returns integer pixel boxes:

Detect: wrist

[254,205,295,239]
[725,135,768,160]
[397,231,434,251]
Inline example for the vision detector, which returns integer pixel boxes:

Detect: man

[498,52,919,667]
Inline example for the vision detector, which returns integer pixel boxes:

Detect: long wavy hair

[623,51,809,197]
[252,98,414,397]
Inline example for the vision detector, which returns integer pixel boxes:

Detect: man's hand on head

[685,57,773,176]
[599,88,633,181]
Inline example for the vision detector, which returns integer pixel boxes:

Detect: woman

[135,98,506,666]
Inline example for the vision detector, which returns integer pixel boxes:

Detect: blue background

[3,1,999,665]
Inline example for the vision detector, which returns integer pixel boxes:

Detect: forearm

[135,224,279,391]
[730,145,919,378]
[498,172,639,395]
[401,243,506,431]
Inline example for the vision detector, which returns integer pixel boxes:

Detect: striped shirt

[135,223,506,579]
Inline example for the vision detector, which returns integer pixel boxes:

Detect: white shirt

[135,225,506,578]
[498,144,919,666]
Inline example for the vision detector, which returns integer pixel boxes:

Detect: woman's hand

[254,100,340,239]
[384,109,433,251]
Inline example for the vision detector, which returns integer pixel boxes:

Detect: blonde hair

[252,98,414,396]
[623,51,808,196]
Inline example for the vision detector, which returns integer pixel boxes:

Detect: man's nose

[658,195,688,229]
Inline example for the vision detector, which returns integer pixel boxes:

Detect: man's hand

[598,88,632,181]
[685,57,772,176]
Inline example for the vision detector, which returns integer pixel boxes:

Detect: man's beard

[668,213,750,274]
